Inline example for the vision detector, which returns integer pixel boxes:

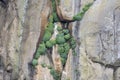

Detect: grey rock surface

[0,0,120,80]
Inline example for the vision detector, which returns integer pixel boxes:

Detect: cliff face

[0,0,120,80]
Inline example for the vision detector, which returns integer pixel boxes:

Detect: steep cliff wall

[0,0,120,80]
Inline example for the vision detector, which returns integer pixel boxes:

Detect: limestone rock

[56,0,75,21]
[79,0,120,66]
[52,23,63,73]
[61,49,73,80]
[34,55,54,80]
[80,51,113,80]
[115,68,120,80]
[1,0,120,80]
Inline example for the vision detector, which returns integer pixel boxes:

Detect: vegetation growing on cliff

[31,0,93,80]
[73,2,93,21]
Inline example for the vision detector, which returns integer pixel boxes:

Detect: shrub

[38,42,46,55]
[73,13,83,21]
[58,45,64,53]
[52,12,59,22]
[43,31,52,42]
[49,15,54,23]
[50,39,56,45]
[73,2,93,21]
[47,22,54,33]
[51,0,56,12]
[60,53,68,59]
[56,34,65,44]
[70,38,76,45]
[46,40,53,48]
[34,51,40,59]
[64,43,70,53]
[70,38,76,49]
[64,34,71,40]
[61,58,66,66]
[57,26,62,31]
[32,59,38,67]
[71,44,76,49]
[63,29,69,34]
[50,68,61,80]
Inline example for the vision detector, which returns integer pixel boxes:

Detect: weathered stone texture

[0,0,120,80]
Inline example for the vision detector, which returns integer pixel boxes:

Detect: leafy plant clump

[43,31,52,42]
[51,0,59,22]
[32,59,38,67]
[50,68,61,80]
[47,22,54,33]
[56,27,76,66]
[73,2,93,21]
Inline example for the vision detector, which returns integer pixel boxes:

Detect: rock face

[0,0,120,80]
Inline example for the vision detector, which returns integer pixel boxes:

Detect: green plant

[64,34,71,40]
[50,68,61,80]
[51,0,59,22]
[34,51,40,59]
[49,15,54,23]
[46,40,53,48]
[50,39,56,45]
[73,12,84,21]
[82,3,93,12]
[52,12,59,22]
[51,0,56,11]
[71,44,76,49]
[32,59,38,66]
[60,53,68,59]
[64,43,70,53]
[63,29,69,34]
[41,63,47,68]
[70,38,76,45]
[56,34,65,44]
[38,42,46,55]
[57,26,62,31]
[47,22,54,33]
[73,2,93,21]
[61,57,66,66]
[43,31,52,42]
[58,45,64,53]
